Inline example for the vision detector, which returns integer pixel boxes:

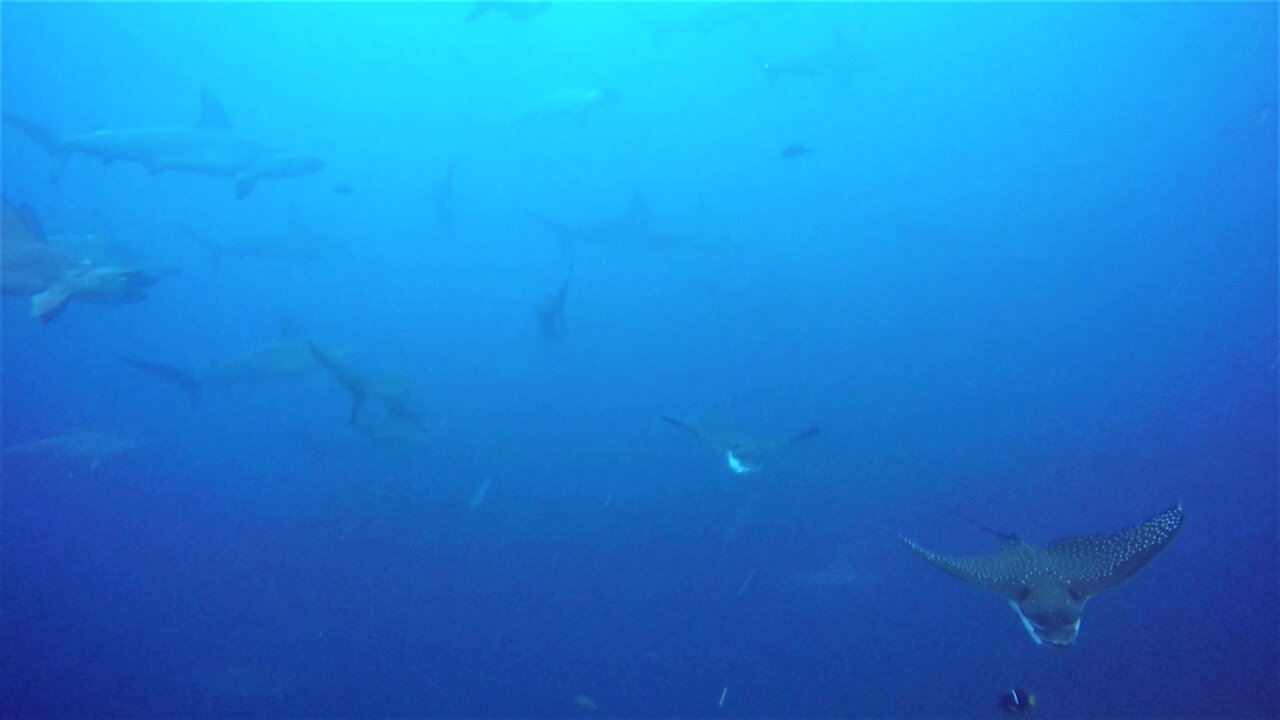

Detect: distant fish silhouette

[781,143,812,159]
[333,184,353,195]
[901,504,1186,647]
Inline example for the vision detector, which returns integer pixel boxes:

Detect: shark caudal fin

[117,355,203,409]
[3,113,71,180]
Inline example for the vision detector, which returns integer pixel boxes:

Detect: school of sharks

[6,1,1251,716]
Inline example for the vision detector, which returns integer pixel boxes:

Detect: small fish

[573,694,599,712]
[997,688,1036,715]
[781,143,812,158]
[333,184,353,195]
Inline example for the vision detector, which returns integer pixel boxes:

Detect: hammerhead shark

[526,194,663,258]
[2,199,164,322]
[4,90,323,198]
[537,263,573,341]
[511,87,620,126]
[751,28,859,87]
[3,431,141,473]
[118,321,327,407]
[901,504,1186,647]
[660,415,820,474]
[183,208,345,265]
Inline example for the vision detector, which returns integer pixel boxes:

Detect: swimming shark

[183,209,345,265]
[660,415,820,474]
[308,341,427,431]
[3,431,141,472]
[537,263,573,341]
[625,3,777,44]
[526,194,664,257]
[900,504,1186,647]
[2,199,164,322]
[751,28,859,87]
[3,90,323,198]
[465,0,550,22]
[118,327,331,407]
[511,87,620,126]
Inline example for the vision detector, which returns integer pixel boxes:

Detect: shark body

[901,504,1186,647]
[512,87,620,126]
[3,431,141,472]
[4,91,322,198]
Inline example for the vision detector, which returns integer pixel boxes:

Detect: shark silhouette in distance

[750,28,860,87]
[901,504,1186,647]
[660,415,820,474]
[537,263,573,342]
[307,340,427,432]
[526,194,665,258]
[2,199,166,322]
[3,90,323,198]
[511,87,621,126]
[3,431,142,473]
[118,323,331,407]
[624,3,779,44]
[464,0,550,22]
[183,209,345,265]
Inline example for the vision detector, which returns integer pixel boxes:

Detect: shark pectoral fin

[1045,504,1186,596]
[235,175,259,199]
[31,284,73,322]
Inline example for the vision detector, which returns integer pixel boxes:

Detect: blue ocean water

[1,2,1276,717]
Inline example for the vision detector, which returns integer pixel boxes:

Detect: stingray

[901,504,1186,647]
[660,415,819,474]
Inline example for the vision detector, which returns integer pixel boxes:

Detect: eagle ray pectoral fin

[1009,600,1045,646]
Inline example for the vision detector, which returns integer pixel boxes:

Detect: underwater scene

[1,2,1276,718]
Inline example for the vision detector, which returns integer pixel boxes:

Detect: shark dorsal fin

[198,90,233,131]
[1044,503,1186,596]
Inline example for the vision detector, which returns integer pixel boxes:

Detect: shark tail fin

[3,113,71,180]
[117,354,202,409]
[30,283,73,322]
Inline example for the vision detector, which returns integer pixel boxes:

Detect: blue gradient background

[2,3,1276,718]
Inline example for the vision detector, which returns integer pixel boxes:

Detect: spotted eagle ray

[900,504,1185,647]
[660,415,820,474]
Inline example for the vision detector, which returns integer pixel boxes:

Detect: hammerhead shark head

[901,504,1186,647]
[4,90,323,198]
[660,415,820,474]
